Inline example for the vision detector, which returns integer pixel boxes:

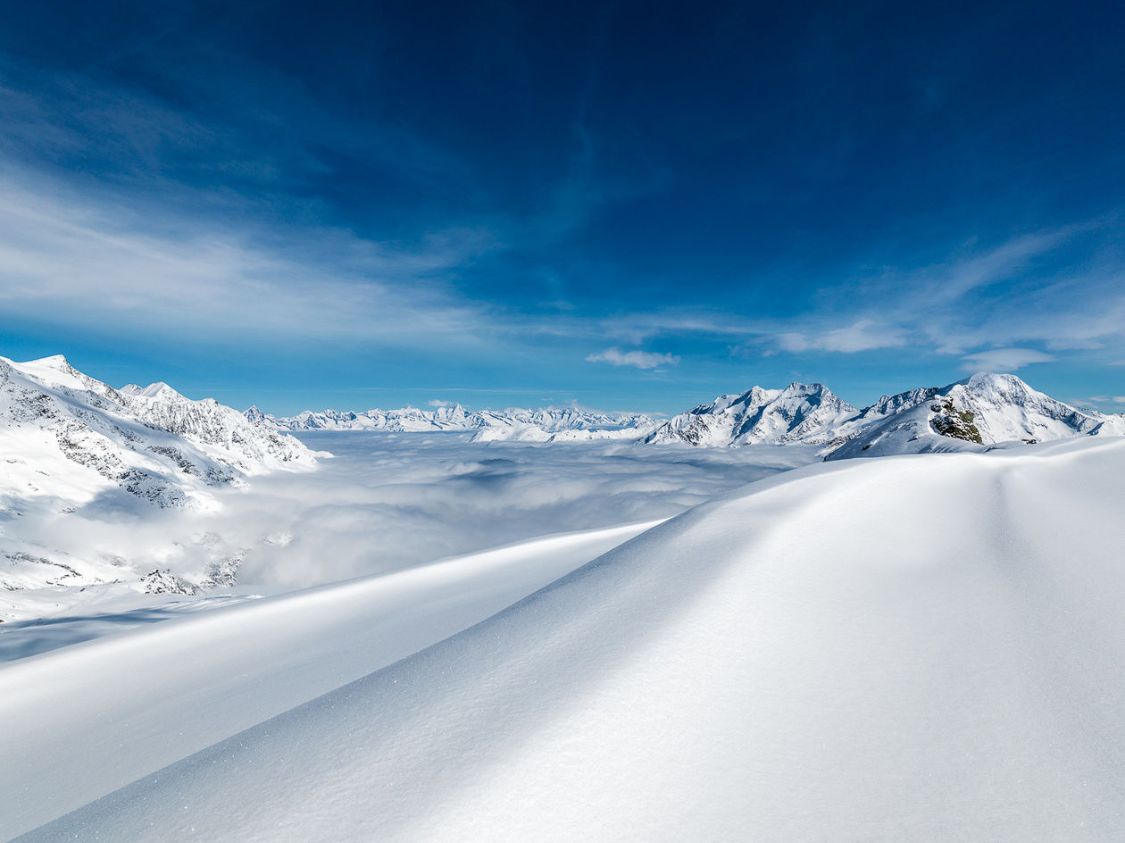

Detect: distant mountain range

[266,372,1123,455]
[255,404,658,442]
[1,355,1123,611]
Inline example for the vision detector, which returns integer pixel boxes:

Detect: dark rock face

[930,399,983,444]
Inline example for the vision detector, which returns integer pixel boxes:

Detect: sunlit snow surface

[5,436,1124,840]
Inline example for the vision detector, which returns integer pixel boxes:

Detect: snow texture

[7,436,1125,841]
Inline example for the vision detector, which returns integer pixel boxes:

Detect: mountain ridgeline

[642,373,1124,456]
[1,355,1122,611]
[260,372,1123,455]
[0,354,315,513]
[256,404,659,442]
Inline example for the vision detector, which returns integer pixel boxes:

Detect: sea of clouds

[11,433,817,592]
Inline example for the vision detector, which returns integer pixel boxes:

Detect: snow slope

[0,355,315,600]
[0,520,659,839]
[13,437,1125,841]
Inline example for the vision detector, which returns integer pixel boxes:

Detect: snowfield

[6,436,1125,841]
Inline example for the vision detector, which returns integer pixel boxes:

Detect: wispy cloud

[960,347,1054,372]
[586,348,680,369]
[0,166,499,349]
[583,224,1125,375]
[2,48,1122,394]
[773,319,907,353]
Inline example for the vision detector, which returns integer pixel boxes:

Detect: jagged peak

[28,353,71,369]
[782,381,830,393]
[122,381,185,400]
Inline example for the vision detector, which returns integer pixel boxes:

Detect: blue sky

[1,1,1123,414]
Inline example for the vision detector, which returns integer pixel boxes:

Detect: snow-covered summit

[645,373,1124,456]
[643,382,858,447]
[120,381,181,401]
[829,372,1124,459]
[121,380,313,473]
[0,355,315,513]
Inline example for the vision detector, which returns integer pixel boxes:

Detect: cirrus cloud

[960,347,1054,372]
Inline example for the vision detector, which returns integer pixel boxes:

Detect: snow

[0,592,260,662]
[0,520,660,839]
[829,372,1119,459]
[262,403,659,441]
[647,373,1124,456]
[0,355,316,605]
[5,355,1125,839]
[8,436,1125,840]
[644,382,859,447]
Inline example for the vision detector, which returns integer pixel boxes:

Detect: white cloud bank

[3,433,812,596]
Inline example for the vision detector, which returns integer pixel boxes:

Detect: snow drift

[11,436,1125,841]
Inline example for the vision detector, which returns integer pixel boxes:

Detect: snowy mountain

[262,403,658,442]
[0,355,315,599]
[470,408,658,442]
[642,382,860,447]
[645,373,1124,456]
[119,381,315,473]
[268,404,480,432]
[827,373,1125,459]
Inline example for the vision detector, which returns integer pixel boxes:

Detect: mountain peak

[122,381,184,400]
[646,380,858,447]
[962,371,1030,388]
[29,354,71,369]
